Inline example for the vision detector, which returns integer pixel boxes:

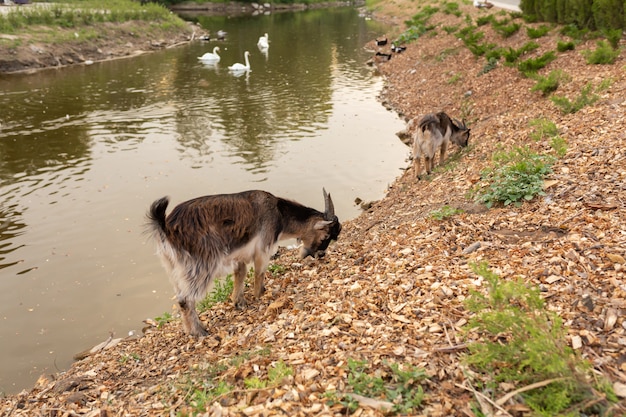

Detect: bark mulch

[2,2,626,416]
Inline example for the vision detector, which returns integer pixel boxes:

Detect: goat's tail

[147,196,170,234]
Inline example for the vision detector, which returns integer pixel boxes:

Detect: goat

[412,112,470,179]
[147,189,341,337]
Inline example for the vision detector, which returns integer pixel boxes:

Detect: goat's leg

[231,262,247,309]
[425,156,432,175]
[413,155,422,179]
[178,297,208,337]
[439,142,448,168]
[253,253,268,299]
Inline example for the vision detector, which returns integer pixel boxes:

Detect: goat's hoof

[254,285,266,298]
[190,327,209,338]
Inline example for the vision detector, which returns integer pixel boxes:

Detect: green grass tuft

[430,205,463,220]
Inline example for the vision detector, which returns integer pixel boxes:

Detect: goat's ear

[314,220,333,230]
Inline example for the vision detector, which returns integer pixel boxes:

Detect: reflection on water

[0,7,409,394]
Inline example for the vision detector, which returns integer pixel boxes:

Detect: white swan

[257,33,269,50]
[228,51,251,72]
[198,46,220,62]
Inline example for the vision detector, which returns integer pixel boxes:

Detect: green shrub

[592,0,624,31]
[603,28,623,48]
[530,69,570,96]
[529,117,558,140]
[443,1,462,17]
[556,40,576,51]
[476,15,494,26]
[475,146,554,207]
[551,83,599,113]
[583,40,621,64]
[464,262,617,415]
[526,24,551,38]
[560,23,592,40]
[458,26,497,56]
[479,56,499,75]
[517,51,557,76]
[485,47,503,61]
[502,41,540,63]
[493,20,521,38]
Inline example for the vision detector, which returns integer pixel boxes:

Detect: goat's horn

[323,188,335,218]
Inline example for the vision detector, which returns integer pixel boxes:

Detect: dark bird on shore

[375,36,388,46]
[375,51,392,61]
[391,44,407,53]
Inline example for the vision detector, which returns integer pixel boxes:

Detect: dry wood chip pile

[2,3,626,416]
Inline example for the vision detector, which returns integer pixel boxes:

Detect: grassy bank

[0,0,194,73]
[0,0,184,32]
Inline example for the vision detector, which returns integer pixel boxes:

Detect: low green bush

[443,1,463,17]
[479,56,499,75]
[464,262,617,415]
[327,359,427,414]
[583,40,621,64]
[551,83,599,114]
[526,24,551,38]
[531,69,570,96]
[493,20,521,38]
[502,41,540,63]
[517,51,557,76]
[556,40,576,52]
[603,28,623,49]
[475,146,554,207]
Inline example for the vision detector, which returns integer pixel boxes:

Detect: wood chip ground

[2,2,626,416]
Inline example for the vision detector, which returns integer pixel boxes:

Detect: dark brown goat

[147,189,341,337]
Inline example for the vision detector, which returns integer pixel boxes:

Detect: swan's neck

[244,53,250,68]
[213,47,219,54]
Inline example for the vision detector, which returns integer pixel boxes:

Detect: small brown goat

[412,112,470,179]
[147,189,341,337]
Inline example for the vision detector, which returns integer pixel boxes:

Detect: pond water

[0,7,409,394]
